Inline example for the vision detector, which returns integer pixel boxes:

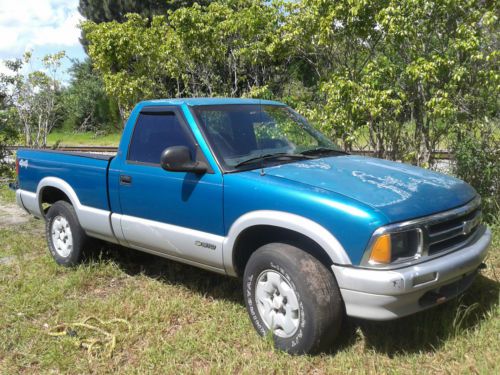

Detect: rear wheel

[243,243,343,354]
[45,201,90,266]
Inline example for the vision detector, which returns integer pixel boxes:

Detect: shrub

[452,121,499,221]
[0,108,19,178]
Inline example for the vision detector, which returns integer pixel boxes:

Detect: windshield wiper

[299,147,348,156]
[234,153,312,168]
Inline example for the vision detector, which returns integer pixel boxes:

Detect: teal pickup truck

[14,98,491,354]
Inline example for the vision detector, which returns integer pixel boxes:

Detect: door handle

[120,175,132,185]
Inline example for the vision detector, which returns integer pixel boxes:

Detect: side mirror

[160,146,207,174]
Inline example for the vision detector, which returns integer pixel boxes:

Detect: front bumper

[332,225,491,320]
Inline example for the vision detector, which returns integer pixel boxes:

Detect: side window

[127,112,196,164]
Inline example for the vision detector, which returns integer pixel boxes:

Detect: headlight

[364,228,423,266]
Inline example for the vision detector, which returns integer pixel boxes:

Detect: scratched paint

[352,170,461,207]
[261,155,476,222]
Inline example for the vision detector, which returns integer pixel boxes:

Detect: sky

[0,0,86,81]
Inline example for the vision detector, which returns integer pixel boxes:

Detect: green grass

[0,186,498,373]
[0,185,15,202]
[46,131,122,147]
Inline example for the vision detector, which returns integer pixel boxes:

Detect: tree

[63,59,121,132]
[78,0,214,53]
[79,0,213,23]
[82,14,170,117]
[82,0,284,117]
[375,0,499,165]
[0,87,19,177]
[81,0,498,168]
[0,52,66,147]
[279,0,499,165]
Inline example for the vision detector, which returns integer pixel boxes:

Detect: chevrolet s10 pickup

[14,98,491,354]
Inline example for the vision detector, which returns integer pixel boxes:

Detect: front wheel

[243,243,343,354]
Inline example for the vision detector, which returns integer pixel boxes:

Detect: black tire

[45,200,90,267]
[243,243,343,354]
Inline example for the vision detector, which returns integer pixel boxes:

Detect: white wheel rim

[255,270,300,338]
[50,215,73,258]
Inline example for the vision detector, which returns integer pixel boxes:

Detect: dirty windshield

[192,104,342,171]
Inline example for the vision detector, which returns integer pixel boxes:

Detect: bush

[0,108,19,178]
[452,121,499,221]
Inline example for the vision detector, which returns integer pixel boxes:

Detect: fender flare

[36,177,115,242]
[36,177,84,216]
[223,210,351,276]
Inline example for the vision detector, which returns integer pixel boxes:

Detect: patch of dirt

[0,203,30,228]
[0,255,16,265]
[82,277,129,299]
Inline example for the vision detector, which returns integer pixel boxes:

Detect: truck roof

[137,97,286,107]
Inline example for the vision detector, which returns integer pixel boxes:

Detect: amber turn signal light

[369,234,391,264]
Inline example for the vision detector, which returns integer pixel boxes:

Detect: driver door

[116,106,224,269]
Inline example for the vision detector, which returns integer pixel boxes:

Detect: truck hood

[262,155,477,222]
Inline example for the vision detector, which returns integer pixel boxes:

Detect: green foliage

[0,108,19,177]
[1,64,20,178]
[82,14,170,115]
[82,0,285,116]
[62,59,121,132]
[0,77,18,176]
[0,51,66,147]
[278,0,499,164]
[77,0,214,53]
[453,121,500,220]
[82,0,499,154]
[78,0,212,23]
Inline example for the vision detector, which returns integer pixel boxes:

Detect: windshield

[192,104,341,171]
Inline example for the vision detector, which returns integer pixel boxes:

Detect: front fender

[223,210,352,276]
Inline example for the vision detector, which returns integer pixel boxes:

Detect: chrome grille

[426,205,482,255]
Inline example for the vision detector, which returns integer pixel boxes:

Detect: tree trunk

[421,117,432,166]
[413,86,425,166]
[24,121,31,147]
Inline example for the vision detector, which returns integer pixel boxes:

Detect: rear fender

[35,177,115,242]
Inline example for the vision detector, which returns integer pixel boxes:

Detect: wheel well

[40,186,71,214]
[232,225,333,277]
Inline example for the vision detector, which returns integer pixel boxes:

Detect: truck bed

[16,148,114,211]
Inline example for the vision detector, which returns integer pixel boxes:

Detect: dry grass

[0,185,498,374]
